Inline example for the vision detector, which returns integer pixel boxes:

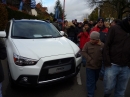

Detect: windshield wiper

[12,36,31,39]
[42,35,53,38]
[53,35,62,38]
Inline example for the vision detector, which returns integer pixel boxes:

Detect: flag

[55,7,59,19]
[19,0,23,11]
[31,0,36,9]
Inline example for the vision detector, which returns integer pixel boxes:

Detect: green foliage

[6,7,40,20]
[88,8,98,21]
[0,2,55,31]
[0,4,8,31]
[105,0,130,19]
[35,6,52,22]
[87,0,130,19]
[50,12,55,18]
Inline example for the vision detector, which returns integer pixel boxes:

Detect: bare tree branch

[123,10,130,14]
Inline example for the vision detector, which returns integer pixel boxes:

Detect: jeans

[0,83,2,97]
[99,62,105,79]
[86,68,100,97]
[82,56,86,66]
[104,64,130,97]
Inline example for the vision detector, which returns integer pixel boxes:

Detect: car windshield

[11,21,62,39]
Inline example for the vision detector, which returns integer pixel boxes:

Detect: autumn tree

[50,12,55,18]
[88,8,98,21]
[87,0,130,19]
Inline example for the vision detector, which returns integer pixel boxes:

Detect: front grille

[38,57,75,82]
[43,57,73,67]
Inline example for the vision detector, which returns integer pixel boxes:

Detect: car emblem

[58,60,62,65]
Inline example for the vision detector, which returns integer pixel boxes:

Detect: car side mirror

[60,31,65,36]
[0,31,6,38]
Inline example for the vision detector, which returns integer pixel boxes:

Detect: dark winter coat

[0,40,7,82]
[67,26,77,37]
[67,26,78,43]
[82,41,104,69]
[103,18,130,67]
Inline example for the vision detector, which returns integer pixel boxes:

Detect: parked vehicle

[0,19,82,87]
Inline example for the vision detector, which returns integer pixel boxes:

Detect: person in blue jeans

[99,61,105,81]
[103,16,130,97]
[82,31,104,97]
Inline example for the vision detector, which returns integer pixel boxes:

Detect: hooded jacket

[82,41,104,69]
[103,18,130,67]
[78,32,90,49]
[90,25,108,43]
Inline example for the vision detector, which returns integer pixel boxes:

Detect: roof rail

[21,19,29,20]
[11,18,15,22]
[44,20,50,23]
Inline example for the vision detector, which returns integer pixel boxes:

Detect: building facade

[1,0,36,14]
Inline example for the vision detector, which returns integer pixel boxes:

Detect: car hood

[12,37,74,59]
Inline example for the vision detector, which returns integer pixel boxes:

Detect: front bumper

[15,63,81,87]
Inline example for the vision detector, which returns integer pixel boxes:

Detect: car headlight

[75,50,81,58]
[13,53,38,66]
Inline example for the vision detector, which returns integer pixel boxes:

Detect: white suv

[0,19,82,87]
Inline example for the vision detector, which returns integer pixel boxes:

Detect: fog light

[22,77,28,82]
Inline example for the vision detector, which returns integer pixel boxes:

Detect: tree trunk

[117,9,123,19]
[117,2,123,20]
[117,13,122,19]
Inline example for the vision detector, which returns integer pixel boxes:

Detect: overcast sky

[35,0,94,22]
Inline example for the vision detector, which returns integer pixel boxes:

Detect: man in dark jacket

[90,18,108,43]
[103,16,130,97]
[67,23,78,44]
[0,39,7,97]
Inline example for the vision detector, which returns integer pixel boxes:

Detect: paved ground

[1,59,130,97]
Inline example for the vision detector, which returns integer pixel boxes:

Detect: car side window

[5,22,10,37]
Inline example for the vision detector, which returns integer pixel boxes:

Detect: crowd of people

[53,16,130,97]
[0,16,129,97]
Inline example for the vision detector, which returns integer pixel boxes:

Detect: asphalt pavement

[1,60,130,97]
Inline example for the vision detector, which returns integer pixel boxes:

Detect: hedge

[0,3,44,31]
[6,6,40,20]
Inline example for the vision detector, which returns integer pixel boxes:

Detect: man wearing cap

[90,17,108,43]
[82,31,104,97]
[103,16,130,97]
